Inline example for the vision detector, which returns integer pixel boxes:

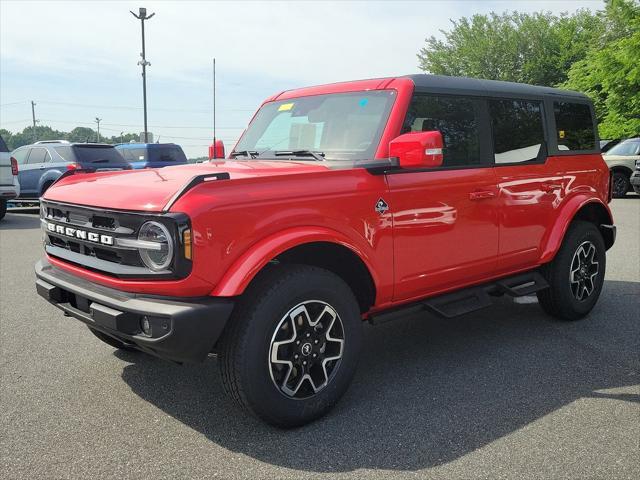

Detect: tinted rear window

[55,146,126,166]
[149,147,186,162]
[553,102,596,151]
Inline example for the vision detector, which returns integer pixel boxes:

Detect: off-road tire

[218,264,363,428]
[611,171,629,198]
[537,220,606,321]
[88,327,138,351]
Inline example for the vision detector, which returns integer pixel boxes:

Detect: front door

[387,94,499,302]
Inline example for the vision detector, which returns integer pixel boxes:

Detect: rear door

[19,147,49,196]
[490,97,559,273]
[387,93,499,300]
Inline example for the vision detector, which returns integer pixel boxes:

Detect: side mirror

[389,130,443,168]
[209,139,226,160]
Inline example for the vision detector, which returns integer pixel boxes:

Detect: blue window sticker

[359,98,369,108]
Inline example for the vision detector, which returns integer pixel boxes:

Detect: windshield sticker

[278,103,294,112]
[359,98,369,108]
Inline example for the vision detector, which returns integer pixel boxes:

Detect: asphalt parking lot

[1,198,638,479]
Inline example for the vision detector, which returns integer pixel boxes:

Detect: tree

[563,0,640,138]
[418,10,603,87]
[0,124,141,150]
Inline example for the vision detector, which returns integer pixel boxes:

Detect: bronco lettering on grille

[47,222,114,246]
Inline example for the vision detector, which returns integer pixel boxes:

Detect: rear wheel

[88,327,138,351]
[611,171,629,198]
[219,264,363,427]
[0,199,6,220]
[537,221,606,321]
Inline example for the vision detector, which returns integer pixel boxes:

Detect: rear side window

[403,95,482,167]
[0,135,8,153]
[26,148,47,164]
[12,148,29,165]
[489,99,545,164]
[553,102,596,151]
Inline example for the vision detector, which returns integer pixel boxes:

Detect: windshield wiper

[274,150,326,161]
[230,150,258,159]
[89,158,112,163]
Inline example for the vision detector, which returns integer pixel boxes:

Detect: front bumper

[35,259,234,363]
[631,171,640,190]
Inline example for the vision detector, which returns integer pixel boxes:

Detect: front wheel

[537,221,606,321]
[219,265,363,427]
[0,199,6,220]
[611,171,629,198]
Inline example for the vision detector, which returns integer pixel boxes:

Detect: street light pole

[95,117,102,142]
[130,7,155,143]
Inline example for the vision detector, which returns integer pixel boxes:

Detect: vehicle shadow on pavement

[118,279,639,473]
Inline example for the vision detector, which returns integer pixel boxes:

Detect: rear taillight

[10,157,18,175]
[66,163,79,171]
[607,170,613,203]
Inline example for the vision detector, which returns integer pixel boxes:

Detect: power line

[31,100,255,113]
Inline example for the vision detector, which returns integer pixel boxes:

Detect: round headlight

[138,221,174,271]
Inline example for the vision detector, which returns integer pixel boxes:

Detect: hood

[43,160,331,212]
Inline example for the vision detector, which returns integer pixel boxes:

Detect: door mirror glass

[389,130,443,168]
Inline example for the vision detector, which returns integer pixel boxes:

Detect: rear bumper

[35,259,234,363]
[0,184,19,199]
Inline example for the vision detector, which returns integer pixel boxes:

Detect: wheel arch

[38,170,63,195]
[540,198,614,263]
[210,227,379,313]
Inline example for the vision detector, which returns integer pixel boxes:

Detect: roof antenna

[212,57,216,158]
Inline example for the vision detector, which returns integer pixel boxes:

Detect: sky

[1,0,604,158]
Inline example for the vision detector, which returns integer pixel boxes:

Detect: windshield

[606,140,640,156]
[55,145,127,165]
[234,91,396,161]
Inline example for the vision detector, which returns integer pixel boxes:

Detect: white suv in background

[0,134,20,220]
[603,137,640,198]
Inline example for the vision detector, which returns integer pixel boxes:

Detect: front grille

[41,200,190,279]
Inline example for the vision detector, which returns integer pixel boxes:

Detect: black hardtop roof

[405,74,589,100]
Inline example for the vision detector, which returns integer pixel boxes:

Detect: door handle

[469,190,496,200]
[541,182,562,192]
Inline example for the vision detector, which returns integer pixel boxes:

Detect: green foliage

[0,125,140,151]
[418,0,640,138]
[564,0,640,138]
[418,10,604,86]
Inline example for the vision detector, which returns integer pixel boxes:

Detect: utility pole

[130,7,155,143]
[120,131,124,144]
[31,101,37,142]
[95,117,102,142]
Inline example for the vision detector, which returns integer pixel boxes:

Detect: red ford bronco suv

[35,75,616,427]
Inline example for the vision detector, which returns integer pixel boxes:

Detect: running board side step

[370,271,549,324]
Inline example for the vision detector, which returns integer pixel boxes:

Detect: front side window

[234,91,396,161]
[554,102,596,151]
[489,99,545,164]
[402,94,481,167]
